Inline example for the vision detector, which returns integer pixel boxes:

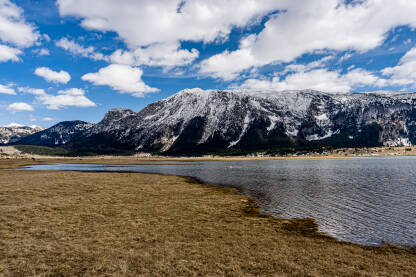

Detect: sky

[1,0,416,127]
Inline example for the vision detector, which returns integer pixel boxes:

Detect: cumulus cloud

[0,0,39,48]
[57,0,282,47]
[82,64,158,97]
[7,102,34,113]
[0,44,22,62]
[382,47,416,87]
[199,35,259,80]
[200,0,416,80]
[57,0,416,87]
[57,0,283,69]
[110,42,199,68]
[237,65,388,93]
[32,48,50,56]
[17,87,45,95]
[34,67,71,84]
[0,83,16,94]
[38,88,96,110]
[55,37,107,61]
[42,117,53,122]
[18,87,96,110]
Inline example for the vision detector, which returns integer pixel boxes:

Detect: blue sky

[1,0,416,127]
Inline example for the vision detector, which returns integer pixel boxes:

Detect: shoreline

[3,152,416,163]
[4,145,416,162]
[1,158,415,276]
[11,158,416,250]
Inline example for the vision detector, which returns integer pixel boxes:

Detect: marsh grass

[0,159,415,276]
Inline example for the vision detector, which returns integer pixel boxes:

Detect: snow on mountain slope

[14,121,93,147]
[14,89,416,154]
[0,124,44,144]
[76,89,416,154]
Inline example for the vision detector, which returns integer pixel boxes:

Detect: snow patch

[160,135,179,151]
[229,114,250,148]
[315,113,328,121]
[6,123,24,127]
[267,115,279,132]
[306,130,338,141]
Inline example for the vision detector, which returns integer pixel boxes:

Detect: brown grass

[0,159,415,276]
[4,144,416,162]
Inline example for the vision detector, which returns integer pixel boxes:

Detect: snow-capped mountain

[14,89,416,155]
[15,121,93,147]
[0,123,44,145]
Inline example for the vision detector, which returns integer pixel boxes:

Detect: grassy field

[0,159,415,276]
[13,145,71,156]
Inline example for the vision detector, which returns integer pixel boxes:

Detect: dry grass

[0,159,415,276]
[0,147,21,157]
[4,145,416,162]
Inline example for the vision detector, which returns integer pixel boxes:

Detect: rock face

[0,124,44,145]
[15,121,93,147]
[14,89,416,155]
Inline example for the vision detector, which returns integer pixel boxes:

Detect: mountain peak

[104,108,136,120]
[6,123,24,128]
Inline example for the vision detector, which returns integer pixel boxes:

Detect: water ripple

[24,157,416,246]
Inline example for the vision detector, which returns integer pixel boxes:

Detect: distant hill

[0,123,44,145]
[15,121,92,147]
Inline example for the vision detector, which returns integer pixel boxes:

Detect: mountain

[14,121,93,147]
[14,89,416,155]
[0,124,44,145]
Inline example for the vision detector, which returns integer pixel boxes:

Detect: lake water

[23,157,416,247]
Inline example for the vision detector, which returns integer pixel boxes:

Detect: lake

[23,157,416,247]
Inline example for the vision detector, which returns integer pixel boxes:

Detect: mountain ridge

[12,89,416,155]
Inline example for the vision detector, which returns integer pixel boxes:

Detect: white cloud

[0,44,22,62]
[34,67,71,84]
[338,53,354,63]
[237,67,388,93]
[200,0,416,80]
[382,47,416,87]
[7,102,34,113]
[55,37,107,61]
[280,56,334,76]
[57,0,283,47]
[18,87,46,95]
[42,117,53,121]
[110,42,199,68]
[33,48,50,56]
[199,35,258,80]
[0,83,16,94]
[57,0,283,70]
[0,0,39,48]
[18,87,96,110]
[38,88,96,110]
[82,64,158,97]
[42,34,51,42]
